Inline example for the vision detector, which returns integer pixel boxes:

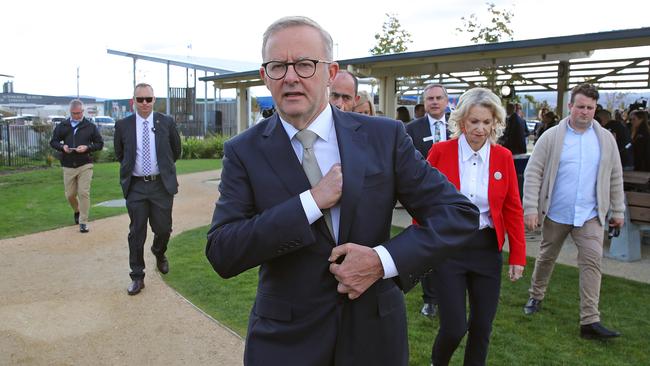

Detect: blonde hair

[448,87,506,144]
[354,90,375,116]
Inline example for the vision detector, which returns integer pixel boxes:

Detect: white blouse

[458,134,493,229]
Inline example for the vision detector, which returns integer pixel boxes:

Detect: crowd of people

[47,14,650,366]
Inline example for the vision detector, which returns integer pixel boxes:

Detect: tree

[456,3,516,93]
[370,13,413,55]
[457,2,515,44]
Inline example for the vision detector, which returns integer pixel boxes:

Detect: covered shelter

[200,27,650,134]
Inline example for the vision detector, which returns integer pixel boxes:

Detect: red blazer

[426,138,526,266]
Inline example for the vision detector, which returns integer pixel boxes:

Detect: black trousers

[126,178,174,280]
[421,272,439,304]
[432,228,502,366]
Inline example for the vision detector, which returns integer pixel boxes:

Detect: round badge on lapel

[494,171,503,180]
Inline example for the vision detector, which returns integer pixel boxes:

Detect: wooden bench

[607,171,650,262]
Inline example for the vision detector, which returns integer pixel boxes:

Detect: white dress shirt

[459,134,493,229]
[427,114,448,142]
[134,112,159,176]
[280,105,398,279]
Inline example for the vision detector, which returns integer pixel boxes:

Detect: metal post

[166,61,171,116]
[76,67,80,98]
[132,58,136,92]
[204,70,208,135]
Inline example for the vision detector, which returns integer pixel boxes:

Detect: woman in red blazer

[426,88,526,366]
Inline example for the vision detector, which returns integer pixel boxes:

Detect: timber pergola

[200,27,650,134]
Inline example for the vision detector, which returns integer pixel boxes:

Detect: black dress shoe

[127,279,145,295]
[156,255,169,274]
[420,302,437,318]
[79,224,89,233]
[74,212,80,224]
[523,297,542,315]
[580,322,621,340]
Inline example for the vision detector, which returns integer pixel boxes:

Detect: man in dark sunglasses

[114,83,182,295]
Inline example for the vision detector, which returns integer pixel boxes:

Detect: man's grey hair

[262,16,333,61]
[423,84,449,99]
[69,99,84,109]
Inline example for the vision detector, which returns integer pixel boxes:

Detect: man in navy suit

[114,83,182,295]
[405,83,450,319]
[206,16,478,366]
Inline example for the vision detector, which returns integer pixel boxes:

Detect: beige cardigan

[522,117,625,226]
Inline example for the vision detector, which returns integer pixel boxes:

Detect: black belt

[132,174,160,182]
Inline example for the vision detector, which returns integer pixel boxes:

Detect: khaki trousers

[63,164,94,224]
[528,216,604,325]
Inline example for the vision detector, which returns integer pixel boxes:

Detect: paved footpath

[0,170,244,366]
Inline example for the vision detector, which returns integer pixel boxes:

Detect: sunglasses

[136,97,154,103]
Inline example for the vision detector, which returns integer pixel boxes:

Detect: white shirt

[280,105,398,279]
[427,114,448,142]
[459,134,493,229]
[134,112,159,176]
[547,121,600,226]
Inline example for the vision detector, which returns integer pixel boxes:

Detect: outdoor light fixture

[500,84,514,99]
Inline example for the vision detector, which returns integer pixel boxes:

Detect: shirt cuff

[299,190,323,224]
[373,245,398,279]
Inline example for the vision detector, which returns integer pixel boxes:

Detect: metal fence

[0,124,54,167]
[1,101,238,168]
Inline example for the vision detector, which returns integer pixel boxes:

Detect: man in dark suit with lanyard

[405,83,450,319]
[206,16,478,366]
[114,83,182,295]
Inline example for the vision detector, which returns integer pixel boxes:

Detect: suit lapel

[260,116,311,197]
[127,115,138,164]
[334,110,367,244]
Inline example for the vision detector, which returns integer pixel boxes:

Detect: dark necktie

[294,129,335,239]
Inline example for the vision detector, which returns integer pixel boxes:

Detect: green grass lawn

[0,159,221,239]
[165,225,650,365]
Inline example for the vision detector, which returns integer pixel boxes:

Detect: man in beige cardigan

[522,83,625,340]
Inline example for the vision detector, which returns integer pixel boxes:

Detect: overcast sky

[3,0,649,99]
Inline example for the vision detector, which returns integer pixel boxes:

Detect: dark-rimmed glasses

[136,97,154,103]
[262,59,332,80]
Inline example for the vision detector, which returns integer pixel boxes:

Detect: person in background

[522,83,624,340]
[426,87,526,365]
[535,111,559,143]
[405,83,451,319]
[114,83,182,296]
[353,90,375,116]
[414,103,426,119]
[396,106,411,124]
[329,70,359,111]
[499,103,527,154]
[49,99,104,233]
[596,108,634,170]
[630,110,650,171]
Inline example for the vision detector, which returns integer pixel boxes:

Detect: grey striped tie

[295,129,335,239]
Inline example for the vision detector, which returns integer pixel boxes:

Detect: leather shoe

[420,302,437,318]
[74,212,80,224]
[79,224,89,233]
[156,255,169,274]
[580,322,621,340]
[523,297,542,315]
[127,279,145,295]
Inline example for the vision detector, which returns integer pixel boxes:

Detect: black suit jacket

[406,114,451,159]
[206,106,478,366]
[113,112,181,197]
